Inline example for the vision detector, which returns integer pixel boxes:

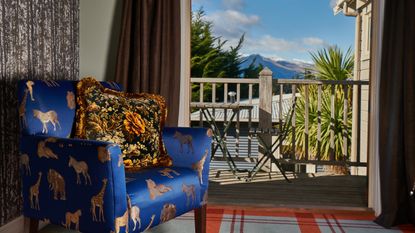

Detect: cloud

[222,0,245,10]
[233,35,330,60]
[206,10,260,38]
[329,0,338,8]
[302,37,328,46]
[201,6,329,61]
[248,35,301,52]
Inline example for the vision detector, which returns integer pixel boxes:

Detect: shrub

[284,46,354,161]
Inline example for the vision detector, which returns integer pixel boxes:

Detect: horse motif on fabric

[33,109,61,134]
[69,156,91,185]
[174,131,194,153]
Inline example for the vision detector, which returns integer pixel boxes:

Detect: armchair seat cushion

[125,167,202,232]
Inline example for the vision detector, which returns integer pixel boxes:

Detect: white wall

[355,3,371,175]
[179,0,191,126]
[80,0,122,81]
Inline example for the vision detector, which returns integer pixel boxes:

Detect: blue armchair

[18,80,211,233]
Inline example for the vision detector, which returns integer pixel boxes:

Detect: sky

[192,0,355,63]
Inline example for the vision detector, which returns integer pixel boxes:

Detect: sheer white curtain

[368,0,385,216]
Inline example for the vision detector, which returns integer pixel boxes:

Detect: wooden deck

[208,169,368,210]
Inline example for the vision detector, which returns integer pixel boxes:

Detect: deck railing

[191,77,259,163]
[190,68,369,171]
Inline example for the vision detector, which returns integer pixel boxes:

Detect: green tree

[222,34,245,78]
[239,57,263,99]
[285,46,354,162]
[191,8,224,78]
[191,8,246,102]
[242,57,263,79]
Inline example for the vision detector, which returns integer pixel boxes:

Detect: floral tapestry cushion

[75,77,172,171]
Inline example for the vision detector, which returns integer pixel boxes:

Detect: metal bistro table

[247,127,291,183]
[247,104,295,183]
[190,102,254,179]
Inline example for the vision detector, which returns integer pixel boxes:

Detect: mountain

[240,54,314,79]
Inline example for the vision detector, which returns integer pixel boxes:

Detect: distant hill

[240,54,314,79]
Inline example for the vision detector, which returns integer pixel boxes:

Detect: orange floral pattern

[76,77,172,171]
[124,112,146,136]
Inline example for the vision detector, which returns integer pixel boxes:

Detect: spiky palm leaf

[310,46,354,81]
[285,46,354,161]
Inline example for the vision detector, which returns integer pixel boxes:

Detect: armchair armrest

[19,135,127,233]
[162,127,212,190]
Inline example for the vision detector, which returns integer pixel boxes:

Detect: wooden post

[24,217,39,233]
[351,13,362,175]
[259,68,273,171]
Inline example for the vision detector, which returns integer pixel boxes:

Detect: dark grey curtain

[115,0,181,126]
[375,0,415,227]
[0,0,79,226]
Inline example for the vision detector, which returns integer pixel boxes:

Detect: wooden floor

[208,169,368,210]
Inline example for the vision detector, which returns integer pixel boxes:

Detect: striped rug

[150,205,415,233]
[40,205,415,233]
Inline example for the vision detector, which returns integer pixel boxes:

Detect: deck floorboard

[208,170,368,210]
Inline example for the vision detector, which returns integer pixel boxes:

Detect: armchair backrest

[17,80,122,138]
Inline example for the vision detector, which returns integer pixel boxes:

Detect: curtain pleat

[375,0,415,227]
[115,0,181,126]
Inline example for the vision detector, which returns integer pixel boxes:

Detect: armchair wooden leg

[194,204,207,233]
[29,218,39,233]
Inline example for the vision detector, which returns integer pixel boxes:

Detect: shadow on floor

[208,170,368,209]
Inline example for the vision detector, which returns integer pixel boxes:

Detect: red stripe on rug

[204,205,415,232]
[207,207,224,233]
[230,209,237,233]
[295,212,321,233]
[240,210,245,233]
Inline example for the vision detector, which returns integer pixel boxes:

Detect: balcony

[190,68,370,209]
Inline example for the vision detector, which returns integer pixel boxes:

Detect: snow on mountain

[240,54,314,79]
